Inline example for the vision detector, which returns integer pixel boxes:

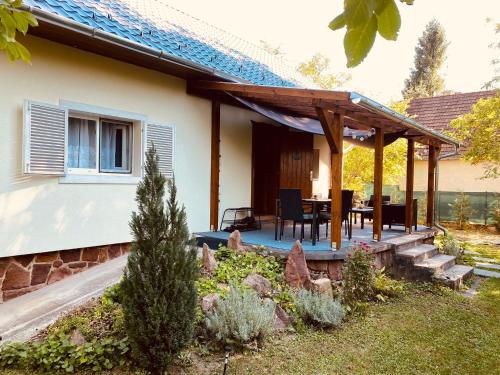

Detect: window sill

[59,175,141,185]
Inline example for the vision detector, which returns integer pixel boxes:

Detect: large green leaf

[375,0,401,40]
[328,13,345,31]
[344,15,378,67]
[344,0,375,28]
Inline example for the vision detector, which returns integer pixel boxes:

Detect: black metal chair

[278,188,318,242]
[319,189,354,239]
[365,195,391,220]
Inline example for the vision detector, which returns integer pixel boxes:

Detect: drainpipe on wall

[434,145,460,236]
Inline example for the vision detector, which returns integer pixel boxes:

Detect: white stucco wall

[399,159,500,193]
[0,35,263,258]
[312,135,331,198]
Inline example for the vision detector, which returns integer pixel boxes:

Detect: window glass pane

[100,121,131,172]
[68,117,96,169]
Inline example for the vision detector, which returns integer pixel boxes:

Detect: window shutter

[23,101,67,175]
[146,123,174,178]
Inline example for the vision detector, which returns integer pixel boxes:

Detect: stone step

[474,268,500,278]
[395,244,438,263]
[414,254,456,274]
[383,232,434,251]
[434,265,474,290]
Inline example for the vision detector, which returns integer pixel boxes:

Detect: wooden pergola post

[316,108,344,250]
[210,100,220,231]
[405,139,415,233]
[426,145,440,227]
[373,128,384,241]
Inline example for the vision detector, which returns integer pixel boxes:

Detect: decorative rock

[242,273,272,296]
[201,293,219,314]
[81,248,99,262]
[3,284,44,301]
[202,243,217,275]
[60,249,81,263]
[285,241,313,290]
[47,266,72,284]
[31,264,52,285]
[227,230,246,252]
[3,263,31,290]
[312,278,333,298]
[53,259,63,268]
[274,304,291,330]
[108,244,122,259]
[35,252,59,263]
[70,329,86,345]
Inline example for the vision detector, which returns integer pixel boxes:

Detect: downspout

[434,145,460,236]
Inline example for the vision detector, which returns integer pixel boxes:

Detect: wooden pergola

[187,80,460,249]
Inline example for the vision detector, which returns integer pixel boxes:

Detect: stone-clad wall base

[307,249,393,281]
[0,243,130,303]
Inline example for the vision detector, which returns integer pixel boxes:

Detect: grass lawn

[226,279,500,375]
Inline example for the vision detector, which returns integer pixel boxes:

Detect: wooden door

[279,130,314,199]
[252,123,313,214]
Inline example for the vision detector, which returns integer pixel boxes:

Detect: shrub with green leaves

[294,289,344,328]
[206,283,275,346]
[374,267,405,301]
[197,246,285,298]
[342,242,376,308]
[0,333,129,373]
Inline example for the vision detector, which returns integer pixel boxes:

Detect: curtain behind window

[68,118,96,168]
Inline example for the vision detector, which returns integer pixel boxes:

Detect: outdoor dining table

[349,207,374,230]
[275,198,331,246]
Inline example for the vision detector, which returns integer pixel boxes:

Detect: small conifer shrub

[121,145,198,375]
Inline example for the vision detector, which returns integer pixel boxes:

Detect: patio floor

[196,219,429,252]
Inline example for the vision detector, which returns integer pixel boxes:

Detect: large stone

[60,249,81,263]
[242,273,272,296]
[3,263,31,290]
[35,252,59,263]
[202,243,217,275]
[274,304,292,330]
[47,266,72,284]
[227,230,246,252]
[81,248,99,262]
[31,263,52,285]
[312,278,333,298]
[285,241,313,290]
[201,293,219,314]
[108,244,122,259]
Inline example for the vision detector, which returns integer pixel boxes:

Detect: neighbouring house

[401,91,499,223]
[0,0,465,302]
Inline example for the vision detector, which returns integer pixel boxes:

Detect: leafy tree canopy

[483,19,500,90]
[402,19,447,99]
[450,94,500,179]
[329,0,414,67]
[0,0,37,63]
[297,53,350,89]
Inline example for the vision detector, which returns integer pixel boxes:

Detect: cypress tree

[403,19,448,99]
[121,146,198,375]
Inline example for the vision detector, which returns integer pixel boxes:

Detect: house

[0,0,463,301]
[402,91,499,223]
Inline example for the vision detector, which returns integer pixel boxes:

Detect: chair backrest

[279,188,304,221]
[368,194,391,207]
[341,190,354,220]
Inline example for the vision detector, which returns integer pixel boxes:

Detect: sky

[164,0,499,103]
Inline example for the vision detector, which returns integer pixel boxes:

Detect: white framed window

[99,119,133,174]
[23,100,174,182]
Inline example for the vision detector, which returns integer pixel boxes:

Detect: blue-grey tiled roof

[26,0,309,87]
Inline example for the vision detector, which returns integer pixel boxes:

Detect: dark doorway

[252,122,314,215]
